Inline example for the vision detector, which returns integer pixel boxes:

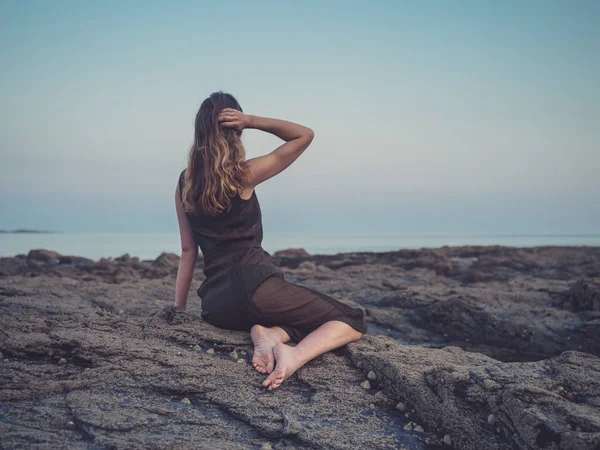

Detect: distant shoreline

[0,229,61,234]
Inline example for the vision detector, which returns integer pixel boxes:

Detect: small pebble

[414,425,424,432]
[367,370,377,381]
[66,421,75,430]
[47,350,54,357]
[240,350,247,356]
[369,403,375,409]
[193,345,201,351]
[565,392,575,401]
[188,344,193,348]
[403,422,414,431]
[261,444,273,450]
[443,434,452,446]
[181,398,191,404]
[487,414,495,425]
[229,351,238,359]
[405,413,410,418]
[396,402,406,411]
[360,380,371,389]
[237,359,245,364]
[119,309,124,314]
[207,348,215,355]
[58,358,67,364]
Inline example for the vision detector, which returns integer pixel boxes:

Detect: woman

[174,91,367,391]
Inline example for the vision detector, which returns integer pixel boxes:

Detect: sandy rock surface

[1,246,599,449]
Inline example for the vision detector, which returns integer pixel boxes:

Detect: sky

[1,0,598,234]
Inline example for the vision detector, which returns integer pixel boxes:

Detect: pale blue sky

[1,0,598,233]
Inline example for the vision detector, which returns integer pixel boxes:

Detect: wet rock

[442,434,452,446]
[260,444,273,450]
[367,370,377,381]
[396,402,406,411]
[414,425,424,432]
[180,398,191,404]
[360,380,371,389]
[58,358,66,364]
[487,414,495,425]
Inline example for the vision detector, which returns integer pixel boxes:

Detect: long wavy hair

[181,92,248,216]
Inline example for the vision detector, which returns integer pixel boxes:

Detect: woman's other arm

[218,109,314,187]
[174,186,198,310]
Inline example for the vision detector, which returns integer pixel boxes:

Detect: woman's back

[178,168,264,262]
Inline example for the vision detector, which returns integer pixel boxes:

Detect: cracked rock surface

[1,246,600,449]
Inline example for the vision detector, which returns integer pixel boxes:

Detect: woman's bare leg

[263,320,364,391]
[250,325,290,374]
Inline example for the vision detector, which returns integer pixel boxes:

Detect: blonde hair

[181,92,249,216]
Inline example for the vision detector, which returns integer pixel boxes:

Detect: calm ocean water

[1,232,599,261]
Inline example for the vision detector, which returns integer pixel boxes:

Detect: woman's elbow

[180,247,198,259]
[305,128,315,143]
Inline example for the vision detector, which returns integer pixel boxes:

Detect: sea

[1,232,599,261]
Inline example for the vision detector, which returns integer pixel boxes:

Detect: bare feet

[263,343,301,391]
[250,325,288,375]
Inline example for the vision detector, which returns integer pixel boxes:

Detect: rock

[152,252,180,269]
[442,434,452,446]
[487,413,495,425]
[66,421,75,430]
[2,246,600,449]
[180,398,191,405]
[193,345,201,351]
[348,335,600,450]
[298,261,317,271]
[367,370,377,381]
[272,248,310,259]
[240,350,247,356]
[260,444,272,450]
[395,402,406,411]
[229,351,238,359]
[561,278,600,311]
[206,348,215,354]
[360,380,371,389]
[26,249,60,263]
[403,422,414,431]
[237,359,245,364]
[413,425,424,432]
[369,403,375,409]
[58,358,67,364]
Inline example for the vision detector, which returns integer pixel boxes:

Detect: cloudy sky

[1,0,598,233]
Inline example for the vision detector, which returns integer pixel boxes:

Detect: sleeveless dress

[178,169,368,342]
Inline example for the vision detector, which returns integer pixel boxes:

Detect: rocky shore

[1,246,599,449]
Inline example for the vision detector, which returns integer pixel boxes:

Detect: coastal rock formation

[1,246,600,449]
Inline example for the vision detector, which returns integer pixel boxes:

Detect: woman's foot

[250,325,288,374]
[263,343,301,391]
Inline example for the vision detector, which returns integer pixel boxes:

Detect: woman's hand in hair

[218,108,253,133]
